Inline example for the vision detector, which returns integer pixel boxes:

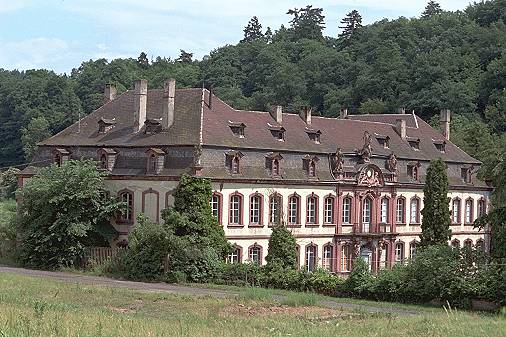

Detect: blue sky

[0,0,470,74]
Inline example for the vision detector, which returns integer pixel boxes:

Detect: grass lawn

[0,273,504,337]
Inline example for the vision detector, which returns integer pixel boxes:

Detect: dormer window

[97,148,117,172]
[229,122,246,138]
[53,148,70,167]
[306,129,321,144]
[272,159,280,176]
[268,124,285,142]
[433,140,446,153]
[226,150,243,174]
[461,167,472,184]
[98,118,116,133]
[407,162,420,182]
[407,137,420,151]
[375,134,390,149]
[302,155,319,178]
[145,119,162,134]
[265,152,282,177]
[146,148,165,175]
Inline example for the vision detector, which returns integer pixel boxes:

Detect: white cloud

[0,37,69,70]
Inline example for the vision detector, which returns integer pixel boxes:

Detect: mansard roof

[39,87,480,165]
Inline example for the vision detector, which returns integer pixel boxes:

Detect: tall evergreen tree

[422,1,443,18]
[136,52,149,69]
[241,16,263,43]
[420,158,452,247]
[265,223,297,269]
[338,10,362,39]
[177,49,193,63]
[287,5,325,40]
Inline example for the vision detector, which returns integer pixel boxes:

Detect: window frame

[226,246,242,264]
[306,194,319,225]
[249,193,263,227]
[464,198,474,224]
[305,244,318,272]
[117,189,134,224]
[395,242,404,264]
[228,192,244,226]
[409,197,420,224]
[322,244,333,271]
[287,193,301,225]
[396,197,406,224]
[362,197,372,232]
[342,196,352,224]
[452,198,462,224]
[269,193,282,226]
[248,244,262,265]
[380,197,389,224]
[341,244,351,272]
[323,196,335,224]
[210,192,223,224]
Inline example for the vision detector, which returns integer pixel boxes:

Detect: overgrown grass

[0,273,504,337]
[281,292,318,307]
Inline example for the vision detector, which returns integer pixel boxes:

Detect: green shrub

[218,262,263,286]
[265,225,297,270]
[344,258,374,298]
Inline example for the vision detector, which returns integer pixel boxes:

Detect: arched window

[324,196,335,224]
[272,159,280,176]
[305,244,317,272]
[478,199,486,217]
[362,198,372,232]
[412,166,419,181]
[118,190,134,223]
[99,154,108,170]
[380,197,389,223]
[269,194,282,225]
[395,242,404,264]
[410,198,420,223]
[342,197,352,224]
[409,241,418,259]
[249,194,262,226]
[148,154,157,173]
[452,198,461,224]
[231,156,240,174]
[210,193,222,222]
[248,245,262,265]
[306,195,318,224]
[396,197,406,223]
[322,244,333,271]
[229,193,243,225]
[226,246,241,264]
[308,160,316,177]
[465,199,473,224]
[451,239,460,248]
[341,244,351,272]
[464,239,473,249]
[288,194,300,225]
[475,239,484,252]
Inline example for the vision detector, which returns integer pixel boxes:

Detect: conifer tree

[422,1,443,18]
[136,52,149,69]
[287,5,325,40]
[265,223,297,269]
[177,50,193,63]
[420,158,452,247]
[338,10,362,39]
[241,16,263,43]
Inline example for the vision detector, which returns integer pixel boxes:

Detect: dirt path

[0,266,421,316]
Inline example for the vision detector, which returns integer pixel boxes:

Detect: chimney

[104,84,117,101]
[162,78,176,130]
[339,108,348,119]
[395,119,406,139]
[440,109,451,140]
[397,107,406,114]
[299,106,312,125]
[270,105,283,124]
[133,79,148,133]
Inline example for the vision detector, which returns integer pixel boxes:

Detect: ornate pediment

[356,164,384,187]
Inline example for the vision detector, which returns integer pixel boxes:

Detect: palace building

[19,79,492,274]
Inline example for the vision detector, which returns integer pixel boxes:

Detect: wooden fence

[86,246,126,266]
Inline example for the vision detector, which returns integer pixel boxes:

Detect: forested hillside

[0,0,505,184]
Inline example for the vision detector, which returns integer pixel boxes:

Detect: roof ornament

[386,152,397,172]
[357,131,373,163]
[330,147,344,174]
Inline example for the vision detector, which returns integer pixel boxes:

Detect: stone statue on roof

[357,131,373,163]
[330,147,344,174]
[387,152,397,172]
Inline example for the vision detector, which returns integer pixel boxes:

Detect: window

[342,197,351,224]
[362,198,372,232]
[475,239,484,252]
[229,194,242,225]
[148,154,157,173]
[272,159,280,176]
[248,245,261,265]
[408,140,420,150]
[305,245,317,272]
[288,195,300,225]
[308,160,316,177]
[231,156,240,174]
[408,165,419,181]
[452,199,461,224]
[322,245,333,271]
[306,195,318,224]
[99,154,108,170]
[451,239,460,248]
[380,198,389,223]
[230,125,245,138]
[395,242,404,264]
[324,197,334,224]
[249,194,262,225]
[119,191,134,222]
[396,198,405,223]
[465,199,473,224]
[434,142,445,153]
[478,199,486,217]
[226,247,241,264]
[461,168,471,183]
[54,153,62,167]
[464,239,473,249]
[409,242,417,259]
[410,198,420,223]
[341,245,351,272]
[377,137,389,148]
[269,194,281,225]
[210,193,221,221]
[308,132,321,144]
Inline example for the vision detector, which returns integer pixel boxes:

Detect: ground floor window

[305,245,317,272]
[226,247,241,264]
[341,245,351,272]
[322,245,333,271]
[248,245,261,265]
